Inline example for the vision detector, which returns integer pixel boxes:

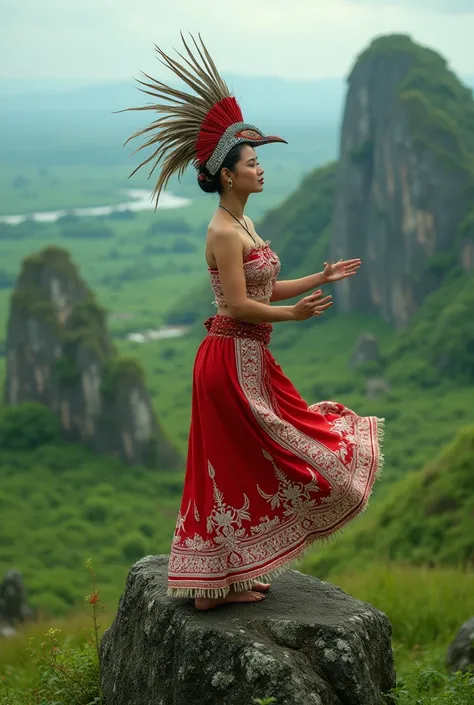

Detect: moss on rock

[350,34,474,178]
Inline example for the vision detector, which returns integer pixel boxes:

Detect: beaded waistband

[204,315,273,346]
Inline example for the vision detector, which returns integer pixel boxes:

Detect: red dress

[167,241,384,598]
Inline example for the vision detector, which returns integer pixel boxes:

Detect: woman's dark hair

[197,142,251,194]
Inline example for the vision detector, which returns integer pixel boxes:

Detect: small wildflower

[46,628,61,638]
[89,591,100,605]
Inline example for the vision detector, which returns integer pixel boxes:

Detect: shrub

[387,664,474,704]
[59,221,113,239]
[119,532,148,562]
[83,496,112,524]
[0,403,61,451]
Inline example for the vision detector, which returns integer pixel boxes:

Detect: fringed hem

[167,416,385,600]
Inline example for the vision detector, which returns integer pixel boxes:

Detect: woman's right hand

[291,290,333,321]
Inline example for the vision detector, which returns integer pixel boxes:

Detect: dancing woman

[124,33,383,611]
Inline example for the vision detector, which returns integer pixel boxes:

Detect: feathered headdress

[121,32,287,206]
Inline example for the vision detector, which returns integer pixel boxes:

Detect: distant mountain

[0,74,345,126]
[1,72,472,125]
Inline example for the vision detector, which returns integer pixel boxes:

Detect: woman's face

[227,145,265,194]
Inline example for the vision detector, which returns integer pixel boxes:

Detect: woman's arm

[270,273,326,303]
[271,259,363,302]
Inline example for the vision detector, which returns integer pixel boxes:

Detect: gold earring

[228,178,233,192]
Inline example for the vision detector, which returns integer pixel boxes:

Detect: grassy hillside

[387,272,474,386]
[0,436,182,616]
[300,425,474,578]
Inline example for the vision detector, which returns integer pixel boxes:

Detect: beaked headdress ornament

[121,32,287,206]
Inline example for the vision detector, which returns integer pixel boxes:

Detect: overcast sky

[2,0,474,83]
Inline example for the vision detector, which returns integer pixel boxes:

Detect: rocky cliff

[331,34,474,327]
[3,246,181,469]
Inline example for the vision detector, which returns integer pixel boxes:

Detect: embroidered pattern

[172,450,323,554]
[209,243,280,307]
[205,460,250,563]
[257,449,321,529]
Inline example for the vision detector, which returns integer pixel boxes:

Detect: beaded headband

[120,33,287,205]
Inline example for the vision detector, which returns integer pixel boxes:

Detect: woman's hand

[322,258,361,283]
[291,290,333,321]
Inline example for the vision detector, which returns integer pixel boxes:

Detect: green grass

[327,564,474,676]
[0,442,183,616]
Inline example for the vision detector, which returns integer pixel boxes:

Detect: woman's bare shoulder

[207,220,240,246]
[205,222,243,268]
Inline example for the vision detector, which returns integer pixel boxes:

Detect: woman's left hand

[322,258,362,283]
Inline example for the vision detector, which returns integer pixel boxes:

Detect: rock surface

[100,555,396,705]
[365,378,390,399]
[349,333,380,369]
[0,569,33,627]
[3,246,181,469]
[446,616,474,673]
[331,35,474,327]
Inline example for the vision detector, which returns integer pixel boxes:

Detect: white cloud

[2,0,474,82]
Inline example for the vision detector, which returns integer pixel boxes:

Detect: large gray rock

[4,246,181,469]
[446,617,474,673]
[349,334,380,370]
[365,378,390,399]
[0,569,33,627]
[100,555,396,705]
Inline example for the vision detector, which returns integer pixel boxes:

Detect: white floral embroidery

[205,461,251,560]
[183,533,212,551]
[175,498,191,535]
[257,449,321,529]
[194,501,200,523]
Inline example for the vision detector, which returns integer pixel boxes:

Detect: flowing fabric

[167,314,384,598]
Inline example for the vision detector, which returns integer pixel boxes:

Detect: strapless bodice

[208,241,281,308]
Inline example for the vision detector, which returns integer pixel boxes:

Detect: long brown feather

[120,33,232,208]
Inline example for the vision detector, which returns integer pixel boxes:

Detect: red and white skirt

[167,315,384,598]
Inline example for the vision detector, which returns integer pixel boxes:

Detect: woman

[124,33,383,611]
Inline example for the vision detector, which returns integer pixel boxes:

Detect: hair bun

[197,165,219,193]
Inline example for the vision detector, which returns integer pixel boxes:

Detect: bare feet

[251,582,271,592]
[195,588,267,611]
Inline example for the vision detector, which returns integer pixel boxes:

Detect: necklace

[219,205,257,244]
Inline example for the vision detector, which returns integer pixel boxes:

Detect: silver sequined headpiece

[206,122,287,175]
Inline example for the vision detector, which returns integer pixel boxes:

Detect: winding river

[0,189,191,225]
